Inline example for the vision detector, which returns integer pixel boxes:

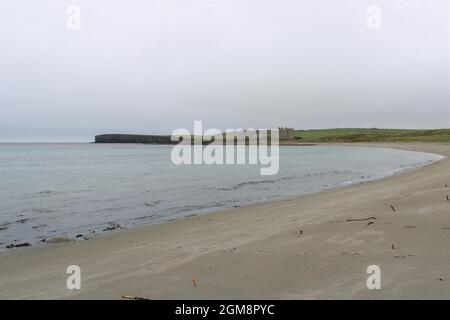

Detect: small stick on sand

[391,244,395,250]
[390,205,396,212]
[447,195,449,201]
[192,277,197,287]
[346,217,376,222]
[122,294,150,300]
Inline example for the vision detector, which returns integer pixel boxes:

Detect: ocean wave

[218,179,277,191]
[217,170,360,191]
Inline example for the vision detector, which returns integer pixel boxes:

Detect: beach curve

[0,142,450,299]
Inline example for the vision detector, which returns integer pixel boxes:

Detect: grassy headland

[294,128,450,143]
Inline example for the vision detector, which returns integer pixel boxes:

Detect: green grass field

[294,128,450,143]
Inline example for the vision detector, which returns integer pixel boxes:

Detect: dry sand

[1,142,450,299]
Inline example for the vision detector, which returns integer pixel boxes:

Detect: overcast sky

[0,0,448,142]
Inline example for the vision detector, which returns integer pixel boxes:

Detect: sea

[0,143,443,250]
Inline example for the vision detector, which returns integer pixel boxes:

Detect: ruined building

[278,127,295,141]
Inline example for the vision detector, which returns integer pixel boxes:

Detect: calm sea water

[0,143,442,250]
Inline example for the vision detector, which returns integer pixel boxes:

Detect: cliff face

[96,129,296,144]
[95,134,175,144]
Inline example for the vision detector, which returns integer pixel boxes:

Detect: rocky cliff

[95,134,175,144]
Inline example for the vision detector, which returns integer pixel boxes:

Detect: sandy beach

[1,142,450,299]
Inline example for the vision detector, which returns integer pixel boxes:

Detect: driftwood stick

[345,217,377,222]
[122,294,150,300]
[390,205,396,212]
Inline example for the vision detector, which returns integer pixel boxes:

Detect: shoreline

[0,144,441,254]
[1,142,450,299]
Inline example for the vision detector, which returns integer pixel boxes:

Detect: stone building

[278,127,295,141]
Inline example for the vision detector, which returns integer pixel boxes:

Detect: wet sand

[1,142,450,299]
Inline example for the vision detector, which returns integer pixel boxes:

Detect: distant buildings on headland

[95,127,296,144]
[278,127,295,141]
